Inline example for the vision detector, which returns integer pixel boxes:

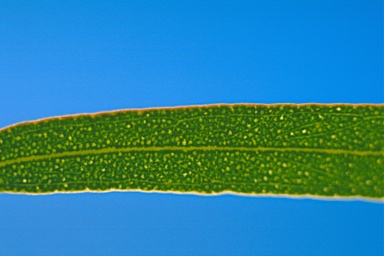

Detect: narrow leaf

[0,104,383,200]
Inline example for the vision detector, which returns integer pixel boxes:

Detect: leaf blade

[0,104,383,199]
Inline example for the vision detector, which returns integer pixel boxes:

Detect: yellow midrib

[0,146,382,168]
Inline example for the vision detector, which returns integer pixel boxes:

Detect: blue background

[0,1,383,255]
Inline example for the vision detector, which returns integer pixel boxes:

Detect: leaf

[0,104,383,200]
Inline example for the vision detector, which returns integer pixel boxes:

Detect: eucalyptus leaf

[0,104,383,200]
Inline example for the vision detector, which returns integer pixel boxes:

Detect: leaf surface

[0,104,383,200]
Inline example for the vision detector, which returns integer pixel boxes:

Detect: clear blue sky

[0,1,383,255]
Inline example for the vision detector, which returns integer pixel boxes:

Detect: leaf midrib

[1,146,382,168]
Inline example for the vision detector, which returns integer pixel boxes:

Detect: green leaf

[0,104,383,200]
